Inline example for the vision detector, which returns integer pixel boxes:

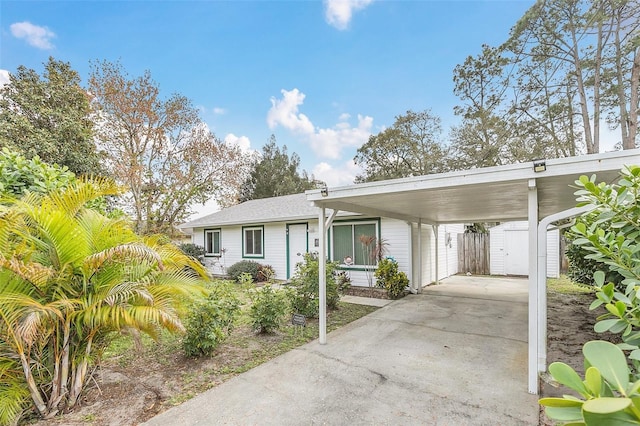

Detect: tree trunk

[20,352,49,418]
[569,20,596,153]
[628,46,640,149]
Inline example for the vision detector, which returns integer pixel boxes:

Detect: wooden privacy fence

[458,233,490,275]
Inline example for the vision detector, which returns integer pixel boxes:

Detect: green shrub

[375,257,409,299]
[540,340,640,424]
[227,260,261,282]
[183,281,240,357]
[289,253,339,317]
[178,243,206,264]
[248,285,288,333]
[566,227,624,286]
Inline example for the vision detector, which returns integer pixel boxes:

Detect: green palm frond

[47,177,123,218]
[103,281,153,307]
[144,235,208,277]
[0,358,29,426]
[0,178,206,419]
[0,258,55,288]
[83,243,164,273]
[77,210,137,254]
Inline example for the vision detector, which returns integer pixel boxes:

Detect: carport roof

[306,149,640,224]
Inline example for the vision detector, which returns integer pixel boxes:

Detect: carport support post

[318,206,327,345]
[417,219,423,293]
[434,224,440,285]
[527,179,539,394]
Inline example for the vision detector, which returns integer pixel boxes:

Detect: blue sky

[1,0,534,206]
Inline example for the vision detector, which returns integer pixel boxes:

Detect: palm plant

[0,178,207,424]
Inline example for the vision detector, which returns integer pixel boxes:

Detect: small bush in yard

[375,257,409,299]
[249,285,288,333]
[258,264,276,282]
[183,281,241,356]
[289,252,340,317]
[178,243,206,264]
[227,260,260,282]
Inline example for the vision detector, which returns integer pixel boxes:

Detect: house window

[243,226,264,258]
[332,221,378,267]
[204,229,221,256]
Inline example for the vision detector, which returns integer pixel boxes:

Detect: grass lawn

[547,275,594,295]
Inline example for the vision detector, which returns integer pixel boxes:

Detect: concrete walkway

[341,294,393,307]
[143,276,538,425]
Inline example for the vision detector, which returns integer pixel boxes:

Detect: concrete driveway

[143,276,538,425]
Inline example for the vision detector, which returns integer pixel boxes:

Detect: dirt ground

[539,290,616,425]
[29,288,601,426]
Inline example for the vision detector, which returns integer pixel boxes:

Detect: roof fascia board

[179,211,362,229]
[313,200,419,223]
[307,150,640,202]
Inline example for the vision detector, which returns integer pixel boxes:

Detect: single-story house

[489,221,560,278]
[178,193,463,287]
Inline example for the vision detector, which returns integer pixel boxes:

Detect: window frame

[204,228,222,257]
[329,218,381,269]
[242,225,265,259]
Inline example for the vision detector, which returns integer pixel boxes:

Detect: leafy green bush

[0,148,76,197]
[289,252,339,317]
[178,243,206,264]
[248,285,288,333]
[183,281,241,357]
[227,260,261,282]
[566,225,624,287]
[375,257,409,299]
[540,167,640,424]
[540,340,640,424]
[571,168,640,351]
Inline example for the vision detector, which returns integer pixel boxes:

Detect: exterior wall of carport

[411,223,463,287]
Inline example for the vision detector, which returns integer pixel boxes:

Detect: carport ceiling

[307,150,640,224]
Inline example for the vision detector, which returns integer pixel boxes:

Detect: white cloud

[10,21,55,49]
[308,114,372,159]
[267,88,315,134]
[213,107,226,115]
[267,88,373,159]
[224,133,252,152]
[313,160,362,187]
[0,70,10,88]
[324,0,373,30]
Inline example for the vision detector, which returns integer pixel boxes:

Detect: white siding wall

[191,217,452,287]
[411,223,463,287]
[333,218,411,288]
[193,224,289,279]
[489,221,560,278]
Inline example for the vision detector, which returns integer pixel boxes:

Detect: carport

[306,149,640,394]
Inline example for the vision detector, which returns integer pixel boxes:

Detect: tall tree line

[0,57,251,234]
[451,0,639,167]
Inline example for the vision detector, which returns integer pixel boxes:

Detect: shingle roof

[179,193,339,229]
